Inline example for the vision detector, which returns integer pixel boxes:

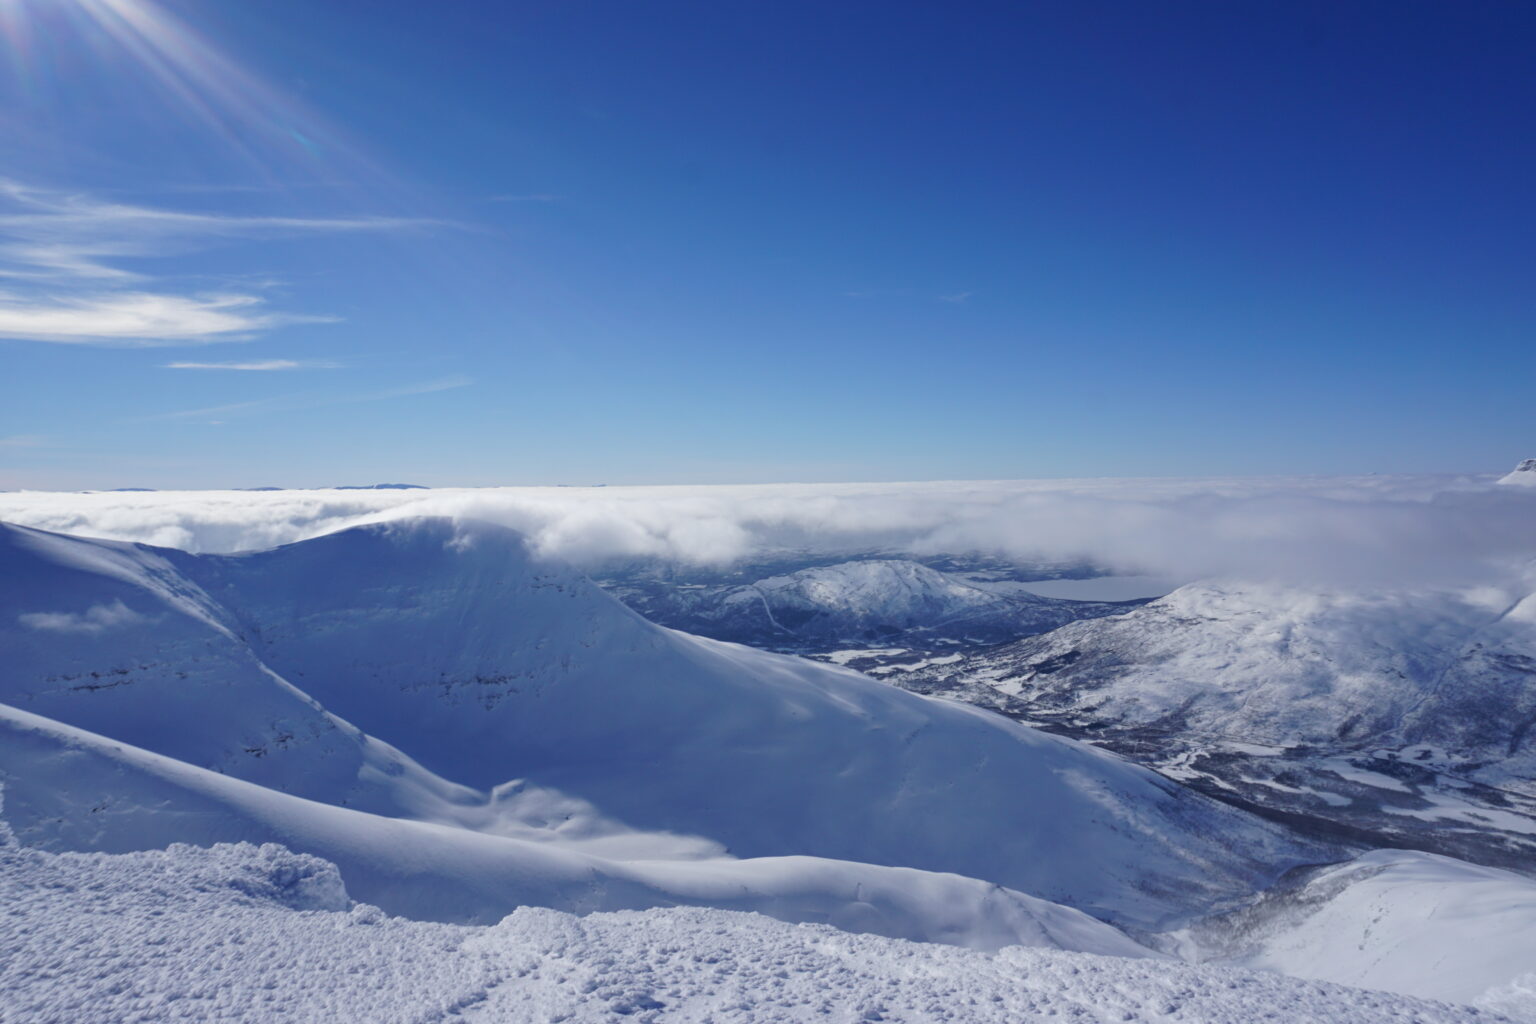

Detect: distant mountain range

[603,557,1142,653]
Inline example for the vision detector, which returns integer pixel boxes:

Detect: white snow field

[0,828,1509,1024]
[1180,849,1536,1013]
[0,518,1326,931]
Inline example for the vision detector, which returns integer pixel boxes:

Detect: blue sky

[1,0,1532,488]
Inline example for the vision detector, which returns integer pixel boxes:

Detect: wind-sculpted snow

[0,709,1151,952]
[0,517,1330,932]
[0,834,1507,1024]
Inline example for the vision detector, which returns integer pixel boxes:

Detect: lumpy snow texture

[0,838,1505,1024]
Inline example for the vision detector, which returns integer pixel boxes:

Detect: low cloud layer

[3,474,1534,589]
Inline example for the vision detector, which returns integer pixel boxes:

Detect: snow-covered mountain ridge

[0,517,1326,933]
[606,556,1137,653]
[901,577,1536,869]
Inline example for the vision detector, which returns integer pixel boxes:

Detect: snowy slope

[614,557,1129,649]
[0,707,1146,952]
[193,518,1329,928]
[0,523,478,820]
[0,830,1505,1024]
[1181,849,1536,1014]
[0,517,1329,930]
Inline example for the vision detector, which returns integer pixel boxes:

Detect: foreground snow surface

[0,837,1506,1024]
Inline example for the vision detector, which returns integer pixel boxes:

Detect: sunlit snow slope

[1183,848,1536,1014]
[0,518,1327,931]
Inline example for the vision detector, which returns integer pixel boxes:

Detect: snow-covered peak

[752,558,1033,616]
[630,557,1122,649]
[1499,458,1536,486]
[925,577,1536,780]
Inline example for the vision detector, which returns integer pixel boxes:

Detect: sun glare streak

[0,0,384,187]
[0,0,39,95]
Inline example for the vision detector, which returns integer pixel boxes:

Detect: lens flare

[0,0,379,185]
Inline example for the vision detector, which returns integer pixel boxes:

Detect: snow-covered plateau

[3,481,1536,1022]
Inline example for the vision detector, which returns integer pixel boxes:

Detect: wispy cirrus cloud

[0,180,439,345]
[164,359,341,371]
[143,374,473,422]
[0,291,333,345]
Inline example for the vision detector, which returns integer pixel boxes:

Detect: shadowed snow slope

[0,831,1503,1024]
[0,522,480,820]
[0,709,1146,952]
[203,518,1327,928]
[0,517,1327,930]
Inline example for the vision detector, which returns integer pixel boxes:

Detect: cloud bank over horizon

[2,474,1534,589]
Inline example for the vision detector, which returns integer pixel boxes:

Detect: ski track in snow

[0,837,1512,1024]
